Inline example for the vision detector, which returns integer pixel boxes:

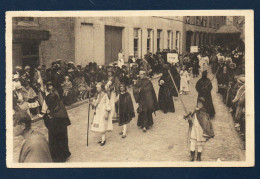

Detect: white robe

[91,93,112,133]
[180,70,190,92]
[118,52,124,68]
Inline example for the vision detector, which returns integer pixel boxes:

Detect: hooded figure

[195,71,215,118]
[42,90,71,162]
[158,64,175,113]
[133,71,159,132]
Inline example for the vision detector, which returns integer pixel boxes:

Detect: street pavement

[13,69,245,162]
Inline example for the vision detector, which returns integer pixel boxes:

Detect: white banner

[167,53,179,63]
[190,46,199,53]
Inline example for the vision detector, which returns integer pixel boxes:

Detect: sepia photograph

[5,10,254,168]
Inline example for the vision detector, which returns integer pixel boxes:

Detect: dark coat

[133,78,159,112]
[118,92,135,126]
[158,73,175,113]
[195,77,216,117]
[170,66,180,97]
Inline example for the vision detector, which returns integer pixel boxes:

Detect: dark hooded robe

[195,72,216,118]
[158,71,175,113]
[43,93,71,162]
[133,78,159,128]
[118,92,135,126]
[170,65,180,97]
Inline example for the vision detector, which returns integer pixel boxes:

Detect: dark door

[21,41,40,69]
[105,26,123,64]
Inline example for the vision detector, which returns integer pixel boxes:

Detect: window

[176,31,180,53]
[186,16,190,24]
[157,30,162,52]
[167,30,171,49]
[147,29,152,53]
[134,28,139,57]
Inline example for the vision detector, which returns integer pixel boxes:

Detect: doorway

[105,26,123,64]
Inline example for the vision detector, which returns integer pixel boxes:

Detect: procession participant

[195,71,215,118]
[180,65,190,95]
[191,53,200,77]
[210,52,218,74]
[118,49,124,68]
[22,82,42,118]
[187,97,214,161]
[42,82,71,162]
[201,53,209,72]
[14,110,52,163]
[133,70,158,132]
[90,82,112,146]
[158,64,175,113]
[105,68,118,123]
[116,83,135,138]
[169,63,180,97]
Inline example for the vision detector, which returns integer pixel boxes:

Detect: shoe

[122,134,127,138]
[119,131,123,135]
[197,152,202,161]
[100,140,106,146]
[190,151,195,161]
[235,123,240,128]
[98,139,102,144]
[143,127,147,132]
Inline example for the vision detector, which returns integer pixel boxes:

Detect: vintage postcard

[6,10,254,167]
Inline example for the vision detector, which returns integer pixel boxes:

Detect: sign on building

[167,53,179,63]
[190,46,199,53]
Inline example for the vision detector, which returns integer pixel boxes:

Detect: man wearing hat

[24,66,32,85]
[195,71,215,118]
[133,70,159,132]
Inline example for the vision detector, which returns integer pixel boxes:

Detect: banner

[190,46,199,53]
[167,53,179,63]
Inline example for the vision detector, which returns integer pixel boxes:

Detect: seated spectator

[22,82,42,118]
[61,76,74,106]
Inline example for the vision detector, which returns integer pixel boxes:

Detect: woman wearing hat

[186,97,214,161]
[133,70,158,132]
[90,82,112,146]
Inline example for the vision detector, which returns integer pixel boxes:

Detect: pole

[168,70,188,114]
[87,90,91,146]
[168,70,191,147]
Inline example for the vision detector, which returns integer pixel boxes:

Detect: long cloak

[195,77,216,118]
[118,92,135,126]
[43,93,71,162]
[158,74,175,113]
[133,78,158,128]
[170,65,180,97]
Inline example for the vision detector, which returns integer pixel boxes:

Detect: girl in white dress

[91,83,112,146]
[180,66,190,95]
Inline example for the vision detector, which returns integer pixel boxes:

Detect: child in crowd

[62,76,72,97]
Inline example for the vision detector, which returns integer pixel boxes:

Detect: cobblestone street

[13,70,245,162]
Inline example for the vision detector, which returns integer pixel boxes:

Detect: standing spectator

[14,110,52,163]
[118,49,124,68]
[42,83,71,162]
[133,71,159,132]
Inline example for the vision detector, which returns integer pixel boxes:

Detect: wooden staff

[168,70,191,147]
